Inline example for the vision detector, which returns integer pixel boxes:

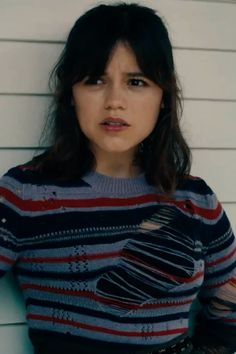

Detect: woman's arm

[0,169,21,277]
[192,183,236,354]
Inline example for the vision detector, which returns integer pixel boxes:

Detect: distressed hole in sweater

[94,224,198,316]
[139,207,175,234]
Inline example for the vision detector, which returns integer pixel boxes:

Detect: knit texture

[0,164,236,353]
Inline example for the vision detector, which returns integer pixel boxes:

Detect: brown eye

[129,78,148,87]
[84,76,104,85]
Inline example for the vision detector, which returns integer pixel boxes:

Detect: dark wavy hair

[29,2,191,194]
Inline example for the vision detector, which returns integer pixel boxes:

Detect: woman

[0,3,235,354]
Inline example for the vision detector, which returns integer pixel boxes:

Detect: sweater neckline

[82,170,154,194]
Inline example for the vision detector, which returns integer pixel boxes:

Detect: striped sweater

[0,164,236,353]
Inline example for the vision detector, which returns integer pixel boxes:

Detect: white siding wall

[0,0,235,352]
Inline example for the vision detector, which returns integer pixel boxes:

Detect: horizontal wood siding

[0,1,235,352]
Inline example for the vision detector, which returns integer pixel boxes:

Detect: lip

[100,117,130,133]
[100,117,130,126]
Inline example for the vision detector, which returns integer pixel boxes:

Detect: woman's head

[35,2,191,193]
[56,2,174,96]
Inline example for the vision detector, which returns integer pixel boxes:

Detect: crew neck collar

[82,170,155,195]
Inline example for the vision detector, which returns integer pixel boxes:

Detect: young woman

[0,3,235,354]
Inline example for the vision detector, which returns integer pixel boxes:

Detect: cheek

[73,99,91,126]
[136,101,161,136]
[152,94,162,114]
[72,89,92,116]
[140,100,161,124]
[74,107,100,141]
[138,92,162,114]
[150,98,162,123]
[73,92,101,119]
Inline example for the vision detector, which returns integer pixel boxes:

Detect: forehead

[105,42,141,72]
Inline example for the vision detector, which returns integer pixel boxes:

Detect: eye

[83,76,104,85]
[128,78,148,87]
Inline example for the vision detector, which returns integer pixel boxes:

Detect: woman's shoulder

[0,160,89,190]
[177,174,215,197]
[175,174,219,214]
[1,161,46,187]
[174,175,224,228]
[0,163,43,202]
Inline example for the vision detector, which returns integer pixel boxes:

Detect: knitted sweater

[0,164,236,353]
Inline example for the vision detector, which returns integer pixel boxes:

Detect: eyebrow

[126,72,147,77]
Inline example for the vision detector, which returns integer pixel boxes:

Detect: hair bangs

[63,2,172,87]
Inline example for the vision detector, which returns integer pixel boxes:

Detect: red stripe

[27,313,187,337]
[173,199,222,220]
[21,283,192,309]
[0,187,221,220]
[20,250,203,284]
[188,201,221,220]
[223,318,236,323]
[19,165,37,171]
[122,250,204,284]
[123,252,204,284]
[20,251,120,264]
[0,187,159,211]
[229,277,236,286]
[0,255,14,265]
[206,246,236,267]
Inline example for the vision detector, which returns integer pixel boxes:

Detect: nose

[104,83,126,110]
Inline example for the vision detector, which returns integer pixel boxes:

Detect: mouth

[100,117,130,127]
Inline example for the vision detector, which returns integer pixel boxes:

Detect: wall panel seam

[1,94,236,102]
[180,0,236,4]
[0,38,64,45]
[1,147,236,150]
[184,98,236,102]
[176,47,236,53]
[0,322,27,327]
[190,147,236,151]
[1,39,236,53]
[222,202,236,205]
[0,93,52,97]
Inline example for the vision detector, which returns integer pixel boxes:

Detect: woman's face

[72,42,163,161]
